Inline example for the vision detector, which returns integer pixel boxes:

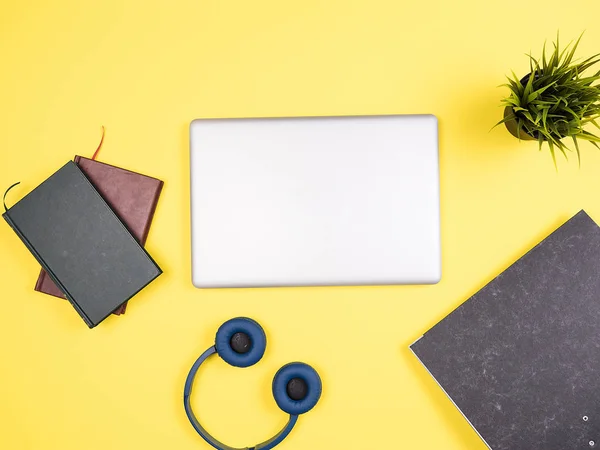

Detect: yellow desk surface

[1,1,599,449]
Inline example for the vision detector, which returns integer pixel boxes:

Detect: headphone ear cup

[272,362,322,415]
[215,317,266,368]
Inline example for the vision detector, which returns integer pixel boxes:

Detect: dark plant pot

[503,105,537,140]
[503,72,543,141]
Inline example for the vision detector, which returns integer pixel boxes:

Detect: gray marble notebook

[411,210,600,450]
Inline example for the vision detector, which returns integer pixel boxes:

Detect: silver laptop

[190,115,440,288]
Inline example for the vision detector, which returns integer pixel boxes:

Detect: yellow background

[1,1,599,449]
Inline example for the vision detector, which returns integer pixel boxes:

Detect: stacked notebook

[411,210,600,450]
[4,157,163,327]
[34,156,163,315]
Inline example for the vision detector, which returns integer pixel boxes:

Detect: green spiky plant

[497,33,600,167]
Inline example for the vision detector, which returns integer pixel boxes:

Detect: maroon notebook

[34,155,163,315]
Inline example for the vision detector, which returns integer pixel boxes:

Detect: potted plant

[497,34,600,166]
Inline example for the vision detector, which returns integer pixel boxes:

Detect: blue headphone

[184,317,322,450]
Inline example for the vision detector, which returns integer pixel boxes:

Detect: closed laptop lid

[190,115,440,288]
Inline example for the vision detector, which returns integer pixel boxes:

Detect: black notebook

[3,161,162,328]
[411,210,600,450]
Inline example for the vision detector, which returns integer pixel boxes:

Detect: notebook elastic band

[3,182,21,212]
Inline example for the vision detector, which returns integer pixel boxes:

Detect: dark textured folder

[411,210,600,450]
[34,156,163,315]
[4,161,162,328]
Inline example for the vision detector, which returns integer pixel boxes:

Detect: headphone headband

[183,345,299,450]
